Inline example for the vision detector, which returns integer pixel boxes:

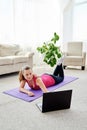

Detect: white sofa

[0,43,34,75]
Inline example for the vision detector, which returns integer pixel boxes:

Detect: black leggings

[49,63,64,85]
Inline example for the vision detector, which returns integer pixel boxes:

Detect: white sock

[57,55,64,65]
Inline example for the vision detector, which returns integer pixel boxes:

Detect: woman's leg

[53,64,64,77]
[52,64,64,84]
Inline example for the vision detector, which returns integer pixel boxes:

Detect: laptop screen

[42,90,72,112]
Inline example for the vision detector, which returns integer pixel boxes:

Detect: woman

[19,60,64,96]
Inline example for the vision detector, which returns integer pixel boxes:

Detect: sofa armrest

[25,52,34,57]
[82,52,86,58]
[82,52,86,65]
[63,52,68,56]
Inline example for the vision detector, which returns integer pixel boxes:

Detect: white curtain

[0,0,72,45]
[0,0,63,48]
[0,0,14,43]
[14,0,61,47]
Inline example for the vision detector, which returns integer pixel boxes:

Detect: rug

[3,76,78,102]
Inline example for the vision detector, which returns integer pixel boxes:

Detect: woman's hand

[27,91,35,96]
[19,80,35,96]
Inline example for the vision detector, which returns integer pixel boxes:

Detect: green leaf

[51,32,59,43]
[37,32,62,67]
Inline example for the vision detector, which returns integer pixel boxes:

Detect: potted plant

[37,32,62,67]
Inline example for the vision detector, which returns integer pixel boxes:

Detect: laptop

[36,89,72,113]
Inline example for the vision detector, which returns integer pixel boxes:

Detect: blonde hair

[19,65,31,82]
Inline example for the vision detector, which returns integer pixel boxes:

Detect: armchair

[63,42,86,70]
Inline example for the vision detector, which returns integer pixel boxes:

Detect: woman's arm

[19,80,35,96]
[36,78,49,93]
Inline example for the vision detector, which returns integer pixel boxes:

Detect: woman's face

[23,69,33,81]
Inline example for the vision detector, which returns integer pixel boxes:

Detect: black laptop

[36,89,72,113]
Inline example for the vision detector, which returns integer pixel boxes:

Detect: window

[73,0,87,41]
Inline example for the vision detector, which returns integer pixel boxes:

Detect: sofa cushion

[64,56,83,62]
[0,57,13,65]
[12,56,28,63]
[16,51,27,56]
[0,44,20,56]
[15,45,32,56]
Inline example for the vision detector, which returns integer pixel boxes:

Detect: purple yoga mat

[3,76,78,102]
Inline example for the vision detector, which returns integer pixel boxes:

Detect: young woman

[19,61,64,96]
